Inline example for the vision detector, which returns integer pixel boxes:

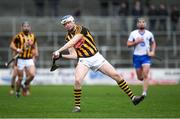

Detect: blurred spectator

[131,0,144,29]
[73,8,82,23]
[34,0,45,16]
[119,1,129,16]
[48,0,60,16]
[145,0,151,8]
[100,1,109,16]
[118,1,129,31]
[112,1,120,16]
[170,5,179,32]
[73,8,81,17]
[147,4,158,31]
[132,0,143,16]
[157,3,168,31]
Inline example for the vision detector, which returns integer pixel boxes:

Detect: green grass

[0,85,180,118]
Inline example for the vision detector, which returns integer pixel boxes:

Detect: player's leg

[133,55,144,81]
[72,62,89,112]
[135,68,144,81]
[141,64,150,96]
[98,61,144,105]
[9,66,18,94]
[140,55,151,96]
[133,55,149,96]
[16,69,24,97]
[16,59,25,97]
[135,68,147,96]
[23,65,36,96]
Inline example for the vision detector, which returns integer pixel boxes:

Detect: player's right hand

[135,37,144,44]
[52,51,59,59]
[16,48,23,53]
[52,51,62,60]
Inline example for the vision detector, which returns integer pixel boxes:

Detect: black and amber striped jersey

[65,24,98,58]
[12,32,37,59]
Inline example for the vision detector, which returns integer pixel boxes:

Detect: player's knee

[30,74,35,79]
[143,74,148,79]
[137,76,143,81]
[138,78,144,81]
[18,76,23,80]
[28,73,35,79]
[137,75,143,81]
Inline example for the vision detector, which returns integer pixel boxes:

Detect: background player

[127,17,156,97]
[10,21,38,97]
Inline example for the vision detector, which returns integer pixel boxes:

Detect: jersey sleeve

[13,34,20,45]
[65,34,69,42]
[150,32,155,42]
[75,25,87,36]
[128,32,134,42]
[80,26,88,35]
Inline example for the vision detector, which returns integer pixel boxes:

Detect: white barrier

[0,68,180,85]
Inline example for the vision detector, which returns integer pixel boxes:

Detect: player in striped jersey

[52,15,144,112]
[10,21,39,98]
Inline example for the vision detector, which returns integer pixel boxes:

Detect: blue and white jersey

[128,29,155,55]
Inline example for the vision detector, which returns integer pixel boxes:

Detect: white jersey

[128,29,155,55]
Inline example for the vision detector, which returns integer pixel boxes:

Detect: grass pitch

[0,85,180,118]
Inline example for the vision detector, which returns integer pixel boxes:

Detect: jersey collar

[138,30,145,36]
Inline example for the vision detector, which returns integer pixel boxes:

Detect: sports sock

[24,81,28,86]
[16,90,20,96]
[142,91,147,96]
[11,85,14,89]
[24,81,30,91]
[117,80,135,100]
[74,89,81,107]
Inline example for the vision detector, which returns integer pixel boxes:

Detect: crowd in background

[100,0,180,32]
[34,0,60,17]
[32,0,179,32]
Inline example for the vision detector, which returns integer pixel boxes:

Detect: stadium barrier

[0,16,180,68]
[0,68,179,85]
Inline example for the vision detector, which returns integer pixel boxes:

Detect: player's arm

[148,40,156,57]
[34,42,39,57]
[33,37,39,57]
[53,34,83,57]
[32,41,39,62]
[10,37,23,54]
[62,47,77,60]
[127,37,144,47]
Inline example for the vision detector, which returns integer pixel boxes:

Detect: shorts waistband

[18,57,33,59]
[78,52,99,58]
